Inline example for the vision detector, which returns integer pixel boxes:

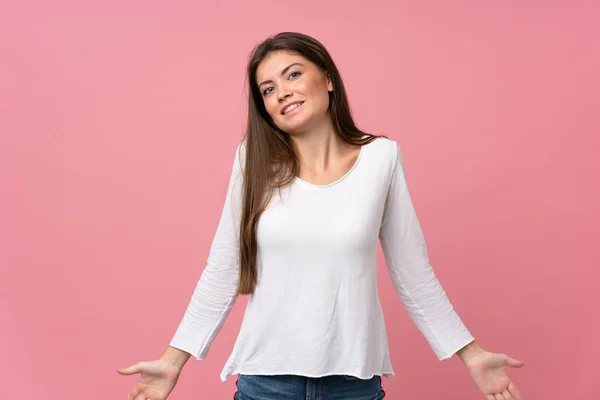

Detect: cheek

[304,80,329,108]
[263,98,279,119]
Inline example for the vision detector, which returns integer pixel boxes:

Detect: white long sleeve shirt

[169,136,474,382]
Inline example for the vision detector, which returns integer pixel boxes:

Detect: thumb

[504,356,525,368]
[118,362,145,375]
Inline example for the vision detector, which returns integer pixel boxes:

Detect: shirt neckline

[294,142,365,189]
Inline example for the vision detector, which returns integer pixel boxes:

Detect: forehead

[256,50,312,82]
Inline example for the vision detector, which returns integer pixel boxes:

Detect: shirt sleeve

[379,142,474,360]
[169,141,245,360]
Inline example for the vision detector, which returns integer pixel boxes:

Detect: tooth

[285,103,300,114]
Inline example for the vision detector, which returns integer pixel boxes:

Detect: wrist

[456,340,484,364]
[160,346,191,372]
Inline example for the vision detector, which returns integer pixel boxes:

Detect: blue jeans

[234,374,386,400]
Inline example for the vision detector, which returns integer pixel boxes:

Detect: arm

[160,346,191,371]
[379,143,525,399]
[456,340,484,363]
[378,142,475,360]
[117,142,246,399]
[168,140,246,362]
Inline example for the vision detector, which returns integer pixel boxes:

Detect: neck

[288,118,350,172]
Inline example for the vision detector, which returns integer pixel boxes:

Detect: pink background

[1,1,599,399]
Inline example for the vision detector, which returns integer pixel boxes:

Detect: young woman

[118,32,524,400]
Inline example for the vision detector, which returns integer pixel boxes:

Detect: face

[256,50,333,135]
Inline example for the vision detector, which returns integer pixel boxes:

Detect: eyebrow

[258,62,304,88]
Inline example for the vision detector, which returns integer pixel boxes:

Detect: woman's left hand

[464,349,524,399]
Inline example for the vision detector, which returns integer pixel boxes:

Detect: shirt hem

[220,368,396,382]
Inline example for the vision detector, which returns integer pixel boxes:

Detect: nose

[277,86,292,102]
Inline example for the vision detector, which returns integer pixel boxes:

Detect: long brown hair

[238,31,384,295]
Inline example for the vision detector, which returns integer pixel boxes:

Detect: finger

[126,388,140,400]
[486,395,495,400]
[118,362,144,375]
[504,356,525,368]
[118,363,140,375]
[508,381,523,400]
[502,389,514,400]
[494,394,506,400]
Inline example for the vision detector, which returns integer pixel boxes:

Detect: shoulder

[364,135,403,171]
[232,138,247,170]
[235,137,247,158]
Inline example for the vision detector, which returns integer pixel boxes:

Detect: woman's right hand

[118,358,182,400]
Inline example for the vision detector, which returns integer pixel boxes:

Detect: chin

[279,112,327,136]
[276,120,308,136]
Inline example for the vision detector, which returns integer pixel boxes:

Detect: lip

[280,101,304,115]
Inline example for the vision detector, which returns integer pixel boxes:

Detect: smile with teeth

[283,102,304,114]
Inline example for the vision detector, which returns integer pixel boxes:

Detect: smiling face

[256,50,334,135]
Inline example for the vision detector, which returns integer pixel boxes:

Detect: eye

[262,87,274,96]
[289,71,301,79]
